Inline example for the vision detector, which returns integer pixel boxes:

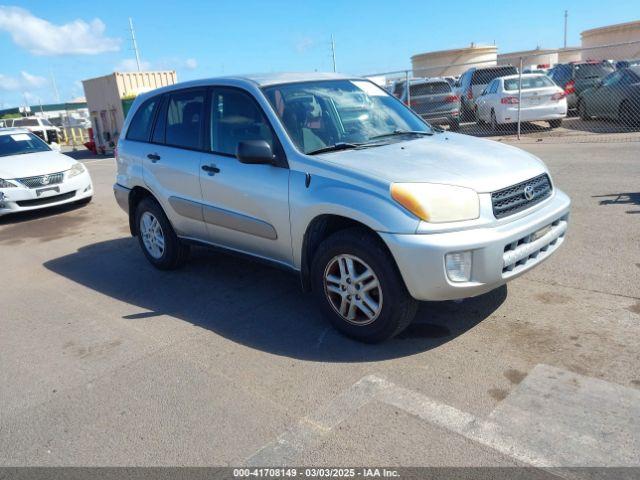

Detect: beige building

[411,44,497,77]
[581,20,640,60]
[82,71,177,153]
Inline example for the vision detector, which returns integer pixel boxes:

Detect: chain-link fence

[365,40,640,141]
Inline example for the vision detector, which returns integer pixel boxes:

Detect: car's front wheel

[135,197,189,270]
[311,228,418,343]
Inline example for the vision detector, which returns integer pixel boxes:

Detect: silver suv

[114,73,570,342]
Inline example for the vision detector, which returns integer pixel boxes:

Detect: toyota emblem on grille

[41,175,50,185]
[523,185,535,200]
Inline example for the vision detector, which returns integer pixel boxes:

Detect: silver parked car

[114,73,571,343]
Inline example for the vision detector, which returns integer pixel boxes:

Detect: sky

[1,0,639,109]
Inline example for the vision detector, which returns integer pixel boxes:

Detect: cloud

[0,6,120,55]
[184,58,198,70]
[115,58,152,72]
[294,36,315,53]
[0,71,48,91]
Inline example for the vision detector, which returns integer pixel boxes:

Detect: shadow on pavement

[593,192,640,215]
[44,237,507,362]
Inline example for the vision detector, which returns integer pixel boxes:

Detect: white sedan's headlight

[67,163,86,178]
[391,183,480,223]
[0,178,16,188]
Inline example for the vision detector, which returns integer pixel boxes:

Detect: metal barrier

[364,40,640,141]
[59,127,89,149]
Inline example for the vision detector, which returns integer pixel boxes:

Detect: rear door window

[165,89,206,150]
[126,97,159,142]
[471,67,518,85]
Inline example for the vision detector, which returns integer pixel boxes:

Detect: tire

[474,107,483,125]
[310,228,418,343]
[135,197,190,270]
[578,100,591,121]
[490,109,500,132]
[618,102,636,127]
[75,196,92,206]
[548,119,562,129]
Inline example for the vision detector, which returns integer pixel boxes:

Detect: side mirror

[236,140,275,165]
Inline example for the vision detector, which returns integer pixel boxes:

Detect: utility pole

[563,10,568,48]
[331,34,337,73]
[129,17,142,72]
[50,68,61,103]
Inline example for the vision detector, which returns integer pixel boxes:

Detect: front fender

[289,170,419,268]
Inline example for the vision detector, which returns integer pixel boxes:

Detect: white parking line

[245,365,640,472]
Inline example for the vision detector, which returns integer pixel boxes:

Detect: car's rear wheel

[135,197,189,270]
[618,101,636,127]
[490,109,499,131]
[578,100,591,121]
[311,228,418,343]
[548,119,562,129]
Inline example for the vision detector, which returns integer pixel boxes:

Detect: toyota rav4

[114,73,570,343]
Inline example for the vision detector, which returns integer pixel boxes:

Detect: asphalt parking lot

[0,139,639,468]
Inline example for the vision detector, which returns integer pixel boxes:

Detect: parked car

[455,65,519,120]
[547,61,615,110]
[9,116,62,144]
[577,66,640,126]
[397,78,461,130]
[114,73,570,343]
[474,74,567,130]
[0,128,93,215]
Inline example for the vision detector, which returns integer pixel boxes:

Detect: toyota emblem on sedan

[523,185,535,200]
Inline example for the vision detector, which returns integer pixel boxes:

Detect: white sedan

[475,74,567,130]
[0,128,93,216]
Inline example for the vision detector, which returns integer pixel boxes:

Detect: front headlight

[0,178,16,188]
[391,183,480,223]
[67,163,86,178]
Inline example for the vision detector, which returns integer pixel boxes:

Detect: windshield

[0,132,51,157]
[13,118,39,127]
[575,63,614,80]
[504,75,555,91]
[263,79,431,154]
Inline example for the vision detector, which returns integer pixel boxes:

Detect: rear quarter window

[126,98,159,142]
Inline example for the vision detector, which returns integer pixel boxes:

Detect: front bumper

[0,171,93,216]
[113,183,130,213]
[380,189,571,301]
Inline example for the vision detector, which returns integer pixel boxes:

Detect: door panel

[199,87,292,265]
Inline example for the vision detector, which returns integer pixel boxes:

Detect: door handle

[147,153,161,162]
[202,164,220,175]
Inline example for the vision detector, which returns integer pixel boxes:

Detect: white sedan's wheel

[323,254,383,326]
[140,211,165,259]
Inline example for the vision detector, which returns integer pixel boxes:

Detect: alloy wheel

[323,254,383,326]
[140,211,165,259]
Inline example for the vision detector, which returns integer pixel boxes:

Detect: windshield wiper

[307,142,362,155]
[369,129,433,140]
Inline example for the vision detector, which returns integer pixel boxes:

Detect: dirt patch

[535,292,571,305]
[488,388,508,401]
[63,339,122,359]
[504,368,527,385]
[627,301,640,315]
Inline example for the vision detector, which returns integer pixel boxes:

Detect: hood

[318,132,548,193]
[0,151,77,180]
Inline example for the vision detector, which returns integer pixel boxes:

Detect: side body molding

[168,196,278,241]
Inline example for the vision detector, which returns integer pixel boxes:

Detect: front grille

[17,172,65,189]
[16,190,76,207]
[491,174,552,219]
